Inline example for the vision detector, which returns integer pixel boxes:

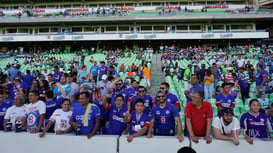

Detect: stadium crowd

[0,45,272,145]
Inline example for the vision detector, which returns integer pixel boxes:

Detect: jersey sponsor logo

[112,115,124,122]
[260,118,265,122]
[28,106,38,112]
[156,111,160,115]
[250,121,265,126]
[248,129,261,138]
[160,116,166,123]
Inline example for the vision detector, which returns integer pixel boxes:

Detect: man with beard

[212,107,240,145]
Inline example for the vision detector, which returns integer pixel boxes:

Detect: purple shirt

[99,66,108,78]
[256,70,266,86]
[150,103,180,135]
[187,84,204,102]
[107,105,128,135]
[45,97,63,120]
[131,95,153,115]
[129,112,150,135]
[240,112,273,138]
[0,103,11,130]
[216,93,235,108]
[70,105,101,135]
[53,72,62,82]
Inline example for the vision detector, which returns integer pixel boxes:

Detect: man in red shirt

[185,90,213,144]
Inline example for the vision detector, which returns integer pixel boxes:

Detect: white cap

[102,75,107,80]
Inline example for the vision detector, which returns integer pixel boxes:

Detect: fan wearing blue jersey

[127,86,153,114]
[153,82,181,112]
[108,77,129,107]
[70,92,101,139]
[147,90,184,142]
[123,99,150,142]
[102,94,131,135]
[216,83,235,116]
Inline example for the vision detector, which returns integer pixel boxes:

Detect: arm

[3,119,9,132]
[146,118,154,138]
[108,77,121,91]
[260,77,267,87]
[204,118,212,144]
[127,126,149,142]
[123,111,131,123]
[101,96,110,109]
[56,83,66,98]
[175,117,184,142]
[186,118,199,143]
[31,114,45,133]
[241,130,253,144]
[87,120,100,139]
[39,120,54,137]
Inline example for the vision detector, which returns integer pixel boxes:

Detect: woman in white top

[39,98,73,137]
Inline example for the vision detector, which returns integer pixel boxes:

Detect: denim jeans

[205,84,214,101]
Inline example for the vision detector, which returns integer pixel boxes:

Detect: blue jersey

[45,97,63,120]
[53,72,62,82]
[240,112,273,138]
[70,104,101,135]
[107,105,128,135]
[93,100,107,120]
[125,87,138,98]
[71,101,81,112]
[235,77,248,89]
[154,93,180,108]
[216,93,235,108]
[187,85,204,102]
[3,99,14,106]
[0,103,11,130]
[150,103,180,135]
[129,112,150,135]
[99,66,108,77]
[130,95,153,115]
[90,65,99,76]
[111,88,129,107]
[23,74,34,90]
[256,70,267,86]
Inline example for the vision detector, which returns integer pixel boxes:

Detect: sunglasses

[138,90,145,93]
[160,87,165,90]
[157,95,165,98]
[116,83,122,86]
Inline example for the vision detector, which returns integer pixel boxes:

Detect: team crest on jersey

[140,121,144,126]
[260,118,265,122]
[60,120,67,127]
[160,116,166,123]
[167,99,171,102]
[112,115,118,120]
[156,111,160,115]
[166,110,170,114]
[76,115,81,120]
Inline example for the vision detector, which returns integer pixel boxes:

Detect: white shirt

[237,59,244,67]
[212,117,240,135]
[49,109,72,132]
[26,100,46,131]
[4,105,27,130]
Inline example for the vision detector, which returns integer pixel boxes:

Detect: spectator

[96,75,111,98]
[39,80,49,102]
[124,99,150,142]
[98,61,108,80]
[204,69,214,101]
[102,94,130,135]
[108,77,129,106]
[90,61,100,82]
[147,90,184,142]
[77,65,89,84]
[212,107,240,145]
[255,64,267,94]
[216,82,235,115]
[47,74,55,89]
[119,63,126,73]
[125,79,138,100]
[240,99,273,144]
[53,76,71,99]
[143,64,151,89]
[185,74,204,103]
[23,70,34,91]
[183,64,192,91]
[210,63,219,88]
[154,82,181,111]
[233,73,249,105]
[199,64,206,86]
[9,64,21,81]
[257,91,271,113]
[128,86,152,114]
[39,98,73,137]
[0,92,12,131]
[185,90,213,144]
[53,66,62,82]
[26,90,46,133]
[66,73,79,99]
[3,94,27,132]
[70,92,101,138]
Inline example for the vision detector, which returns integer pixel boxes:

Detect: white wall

[0,132,271,153]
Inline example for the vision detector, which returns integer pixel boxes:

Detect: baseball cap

[102,75,107,80]
[80,83,93,92]
[188,64,192,67]
[221,107,234,115]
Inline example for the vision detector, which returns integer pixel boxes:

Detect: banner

[2,37,13,41]
[72,35,84,40]
[204,5,229,9]
[66,8,89,12]
[220,33,233,38]
[126,34,137,39]
[116,7,134,10]
[144,34,156,39]
[156,6,180,10]
[53,36,65,40]
[202,34,214,38]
